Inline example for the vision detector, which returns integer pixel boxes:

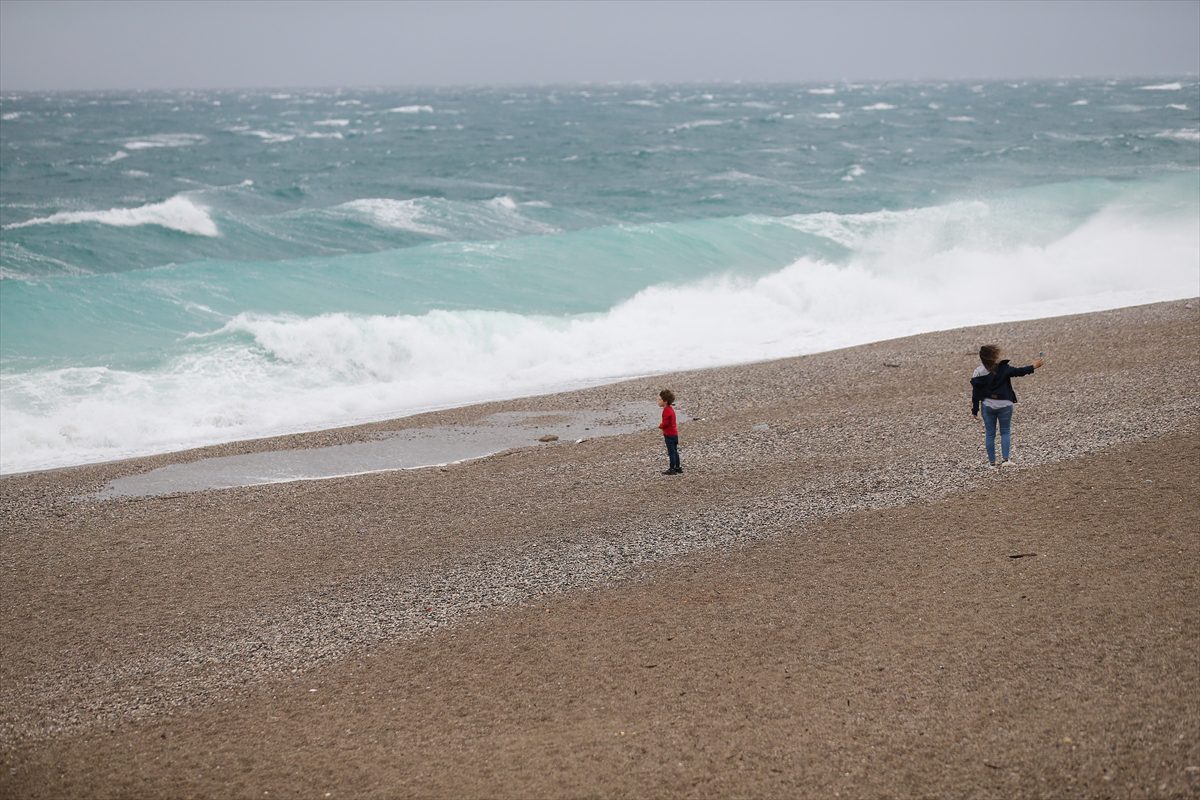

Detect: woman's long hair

[979,344,1001,373]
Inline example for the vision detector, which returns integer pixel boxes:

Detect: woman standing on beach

[971,345,1045,467]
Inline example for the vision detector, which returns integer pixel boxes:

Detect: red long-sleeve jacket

[659,404,678,438]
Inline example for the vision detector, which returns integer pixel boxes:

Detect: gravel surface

[1,299,1197,798]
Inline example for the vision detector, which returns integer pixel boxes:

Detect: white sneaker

[1000,459,1015,467]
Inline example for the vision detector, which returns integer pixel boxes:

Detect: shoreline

[1,296,1193,491]
[2,298,1198,798]
[4,292,1195,479]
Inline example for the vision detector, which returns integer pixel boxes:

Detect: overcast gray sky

[2,0,1197,91]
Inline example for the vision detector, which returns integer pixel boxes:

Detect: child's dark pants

[664,435,680,472]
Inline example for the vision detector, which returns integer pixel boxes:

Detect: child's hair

[659,389,675,405]
[979,344,1001,372]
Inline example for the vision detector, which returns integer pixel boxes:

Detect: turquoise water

[2,80,1198,471]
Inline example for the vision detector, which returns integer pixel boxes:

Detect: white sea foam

[808,88,837,95]
[3,194,219,237]
[947,116,975,122]
[1140,82,1183,91]
[339,198,446,236]
[1155,129,1200,142]
[816,112,841,120]
[5,193,1196,474]
[840,165,866,182]
[124,133,206,150]
[389,105,434,114]
[1071,99,1089,106]
[104,150,129,163]
[313,119,350,126]
[2,111,24,121]
[862,103,896,111]
[668,119,730,132]
[304,131,344,139]
[241,130,296,143]
[1167,104,1189,111]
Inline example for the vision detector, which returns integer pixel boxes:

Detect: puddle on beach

[97,402,663,499]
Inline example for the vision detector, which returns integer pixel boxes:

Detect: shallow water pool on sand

[96,402,665,498]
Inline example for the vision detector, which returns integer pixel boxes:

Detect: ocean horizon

[2,79,1198,473]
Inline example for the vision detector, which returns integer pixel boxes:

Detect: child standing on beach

[971,345,1045,467]
[658,389,682,475]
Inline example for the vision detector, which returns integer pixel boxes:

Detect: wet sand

[1,299,1198,798]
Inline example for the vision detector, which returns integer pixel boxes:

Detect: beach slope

[1,299,1198,798]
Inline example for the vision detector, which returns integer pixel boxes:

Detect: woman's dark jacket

[971,360,1036,416]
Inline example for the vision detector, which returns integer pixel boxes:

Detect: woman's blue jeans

[981,404,1013,463]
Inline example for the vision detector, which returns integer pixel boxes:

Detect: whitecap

[1071,99,1089,106]
[104,150,129,163]
[807,88,836,95]
[947,116,975,123]
[862,103,895,111]
[1140,82,1183,91]
[338,198,445,236]
[3,194,219,236]
[1,111,24,121]
[124,133,207,150]
[841,164,866,182]
[1167,104,1189,111]
[241,130,296,143]
[486,195,519,211]
[667,119,730,132]
[313,119,350,127]
[1155,129,1200,142]
[815,112,841,120]
[389,105,434,114]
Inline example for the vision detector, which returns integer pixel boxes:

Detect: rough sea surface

[1,80,1197,472]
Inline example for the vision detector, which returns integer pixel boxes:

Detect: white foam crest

[240,129,296,143]
[6,197,1195,474]
[668,119,730,133]
[3,194,219,237]
[816,112,841,120]
[313,119,350,126]
[862,103,896,111]
[124,133,206,150]
[840,164,866,182]
[389,105,434,114]
[486,195,519,211]
[1071,99,1089,106]
[338,199,446,236]
[807,88,837,95]
[947,116,975,122]
[1167,104,1189,110]
[1155,129,1200,142]
[303,131,344,139]
[1140,82,1183,91]
[104,150,129,163]
[2,111,24,121]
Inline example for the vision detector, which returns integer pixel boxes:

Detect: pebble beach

[1,299,1198,798]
